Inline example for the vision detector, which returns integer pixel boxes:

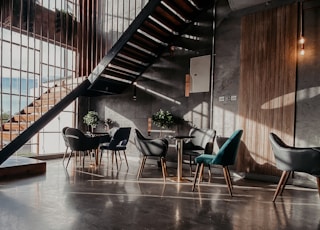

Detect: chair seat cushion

[195,154,217,165]
[116,145,127,150]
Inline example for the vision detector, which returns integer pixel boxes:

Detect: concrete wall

[295,6,320,147]
[80,1,320,172]
[79,9,214,162]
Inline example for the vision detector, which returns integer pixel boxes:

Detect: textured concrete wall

[80,10,214,162]
[212,15,241,138]
[295,7,320,147]
[79,1,320,170]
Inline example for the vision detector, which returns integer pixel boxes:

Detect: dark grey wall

[213,1,320,148]
[295,7,320,147]
[79,9,214,160]
[80,0,320,166]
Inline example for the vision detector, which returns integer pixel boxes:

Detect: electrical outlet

[219,96,225,102]
[231,95,237,101]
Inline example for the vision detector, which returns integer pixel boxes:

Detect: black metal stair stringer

[87,0,215,96]
[87,0,162,89]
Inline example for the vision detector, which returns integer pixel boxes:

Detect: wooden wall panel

[238,3,297,176]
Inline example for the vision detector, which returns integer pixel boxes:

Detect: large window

[0,0,147,156]
[0,0,78,155]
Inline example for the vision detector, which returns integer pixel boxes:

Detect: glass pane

[2,41,11,68]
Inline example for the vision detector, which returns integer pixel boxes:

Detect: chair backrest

[269,132,320,175]
[135,129,150,141]
[62,127,70,147]
[65,128,99,151]
[188,128,216,153]
[214,129,243,166]
[108,127,131,149]
[134,129,168,157]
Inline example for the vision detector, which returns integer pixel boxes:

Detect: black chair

[62,127,70,165]
[183,128,216,176]
[134,129,168,182]
[64,128,100,168]
[269,132,320,202]
[100,127,131,169]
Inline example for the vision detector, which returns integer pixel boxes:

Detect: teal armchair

[191,129,243,196]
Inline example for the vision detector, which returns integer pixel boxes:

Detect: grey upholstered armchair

[65,128,100,168]
[134,129,168,182]
[183,128,216,175]
[269,132,320,202]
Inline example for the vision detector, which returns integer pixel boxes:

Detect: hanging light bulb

[298,1,305,56]
[299,35,305,55]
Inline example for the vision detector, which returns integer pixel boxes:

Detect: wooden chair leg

[160,157,168,177]
[208,165,211,183]
[189,155,194,176]
[163,158,168,177]
[82,151,86,168]
[122,150,128,168]
[199,163,204,183]
[100,149,103,165]
[273,171,289,202]
[192,164,200,191]
[66,150,73,168]
[62,147,68,164]
[223,166,233,196]
[114,151,119,169]
[137,156,146,180]
[225,166,233,189]
[280,171,291,195]
[161,157,166,182]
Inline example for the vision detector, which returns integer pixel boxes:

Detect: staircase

[87,0,214,95]
[0,0,214,164]
[1,84,71,143]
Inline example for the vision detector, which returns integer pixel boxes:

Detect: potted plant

[83,111,100,133]
[152,109,176,129]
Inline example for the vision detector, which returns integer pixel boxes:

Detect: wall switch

[219,96,225,102]
[231,95,237,101]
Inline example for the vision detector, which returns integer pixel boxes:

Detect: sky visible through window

[0,28,75,115]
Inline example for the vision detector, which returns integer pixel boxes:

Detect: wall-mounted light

[299,1,305,56]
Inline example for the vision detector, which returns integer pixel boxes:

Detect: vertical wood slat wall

[238,3,297,176]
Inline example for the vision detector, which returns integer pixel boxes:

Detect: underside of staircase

[0,0,214,165]
[86,0,214,96]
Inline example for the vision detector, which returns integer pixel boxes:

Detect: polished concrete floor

[0,154,320,230]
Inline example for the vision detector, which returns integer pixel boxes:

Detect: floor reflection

[0,156,320,230]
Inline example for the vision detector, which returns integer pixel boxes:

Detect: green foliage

[1,112,10,122]
[83,111,100,128]
[152,109,176,129]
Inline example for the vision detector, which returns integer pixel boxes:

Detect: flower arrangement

[151,109,176,129]
[83,111,100,130]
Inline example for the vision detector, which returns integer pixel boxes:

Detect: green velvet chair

[191,129,243,196]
